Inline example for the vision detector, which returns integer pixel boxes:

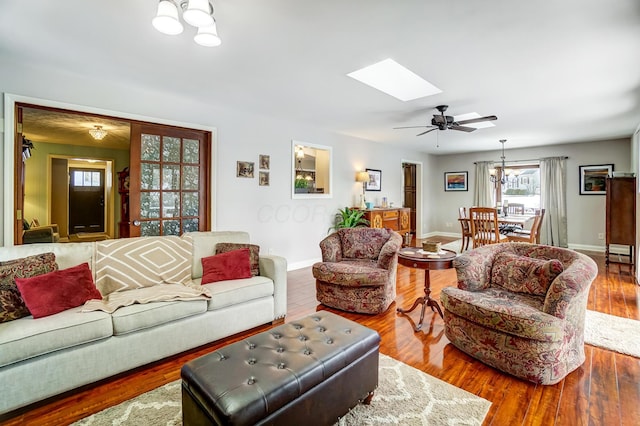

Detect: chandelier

[89,125,108,140]
[489,139,519,185]
[152,0,221,47]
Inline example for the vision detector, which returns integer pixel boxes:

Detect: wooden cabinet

[362,208,411,235]
[605,177,635,267]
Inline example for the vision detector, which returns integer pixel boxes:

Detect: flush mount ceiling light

[152,0,221,47]
[347,58,442,101]
[89,125,107,140]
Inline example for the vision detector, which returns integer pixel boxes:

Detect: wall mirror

[291,140,332,199]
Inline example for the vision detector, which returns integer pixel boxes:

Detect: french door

[129,123,211,237]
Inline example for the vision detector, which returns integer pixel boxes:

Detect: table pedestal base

[397,269,444,332]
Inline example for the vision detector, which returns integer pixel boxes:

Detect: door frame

[401,159,423,238]
[2,93,218,246]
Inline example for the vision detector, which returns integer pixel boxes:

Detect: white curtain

[473,161,494,207]
[540,157,568,247]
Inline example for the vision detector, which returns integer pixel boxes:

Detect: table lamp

[355,171,370,209]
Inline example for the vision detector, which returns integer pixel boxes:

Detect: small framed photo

[236,161,254,178]
[579,164,613,195]
[259,155,270,170]
[444,171,468,191]
[259,171,270,186]
[365,168,382,191]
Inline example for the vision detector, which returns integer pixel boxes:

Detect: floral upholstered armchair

[312,228,402,314]
[440,242,597,385]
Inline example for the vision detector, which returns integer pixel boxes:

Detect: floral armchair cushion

[338,228,392,260]
[490,252,564,295]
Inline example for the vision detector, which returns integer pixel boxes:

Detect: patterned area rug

[73,354,491,426]
[585,310,640,358]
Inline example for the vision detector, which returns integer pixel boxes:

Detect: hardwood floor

[2,238,639,426]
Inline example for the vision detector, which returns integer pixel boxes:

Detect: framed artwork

[259,154,270,170]
[579,164,613,195]
[259,171,270,186]
[365,168,382,191]
[236,161,254,178]
[444,171,468,191]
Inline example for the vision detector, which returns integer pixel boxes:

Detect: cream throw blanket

[82,282,211,314]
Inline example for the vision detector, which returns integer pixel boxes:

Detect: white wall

[0,57,428,269]
[427,139,631,250]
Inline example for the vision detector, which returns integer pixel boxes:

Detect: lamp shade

[194,21,222,47]
[152,0,184,35]
[183,0,214,27]
[355,171,370,183]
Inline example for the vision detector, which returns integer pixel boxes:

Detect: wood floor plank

[1,240,638,426]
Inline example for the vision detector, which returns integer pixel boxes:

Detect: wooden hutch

[361,207,411,235]
[605,176,636,268]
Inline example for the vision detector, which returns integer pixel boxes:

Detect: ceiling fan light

[152,0,184,35]
[194,22,221,47]
[183,0,214,27]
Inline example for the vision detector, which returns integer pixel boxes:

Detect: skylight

[347,58,442,102]
[454,112,496,129]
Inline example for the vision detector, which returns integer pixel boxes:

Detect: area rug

[441,239,464,254]
[73,354,491,426]
[584,310,640,358]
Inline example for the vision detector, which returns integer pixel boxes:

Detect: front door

[68,168,105,234]
[129,123,211,237]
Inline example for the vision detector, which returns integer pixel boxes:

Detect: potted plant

[294,178,309,193]
[329,207,370,232]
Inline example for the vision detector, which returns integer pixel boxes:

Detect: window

[72,170,101,187]
[496,165,540,214]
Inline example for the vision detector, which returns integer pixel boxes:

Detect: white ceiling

[2,0,639,155]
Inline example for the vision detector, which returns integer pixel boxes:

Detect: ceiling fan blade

[456,115,498,125]
[450,125,476,133]
[393,125,431,129]
[416,128,437,136]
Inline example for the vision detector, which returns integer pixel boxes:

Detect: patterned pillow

[338,228,391,260]
[95,236,193,295]
[0,252,58,322]
[215,243,260,276]
[491,252,564,295]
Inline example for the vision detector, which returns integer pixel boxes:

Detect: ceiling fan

[394,105,497,136]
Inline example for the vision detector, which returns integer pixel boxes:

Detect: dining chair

[504,203,525,215]
[507,209,545,243]
[469,207,508,248]
[458,207,472,252]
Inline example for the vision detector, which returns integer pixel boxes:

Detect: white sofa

[0,231,287,416]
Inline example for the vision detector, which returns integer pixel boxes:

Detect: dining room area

[457,205,544,252]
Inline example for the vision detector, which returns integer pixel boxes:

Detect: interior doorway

[401,160,422,239]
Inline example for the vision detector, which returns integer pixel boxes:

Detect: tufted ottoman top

[181,311,380,425]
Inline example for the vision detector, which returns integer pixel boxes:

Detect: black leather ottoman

[181,311,380,425]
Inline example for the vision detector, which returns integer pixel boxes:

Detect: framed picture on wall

[444,171,468,191]
[365,168,382,191]
[236,161,255,178]
[579,164,613,195]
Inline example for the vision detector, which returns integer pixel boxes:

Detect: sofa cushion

[440,287,563,342]
[198,275,274,311]
[0,252,58,323]
[0,309,112,367]
[110,299,208,335]
[338,228,390,260]
[16,263,102,319]
[184,231,251,279]
[312,260,389,287]
[215,243,260,276]
[95,236,193,295]
[202,249,252,284]
[491,252,564,295]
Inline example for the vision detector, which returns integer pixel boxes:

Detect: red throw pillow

[15,263,103,319]
[201,248,252,284]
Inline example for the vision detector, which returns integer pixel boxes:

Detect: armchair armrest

[23,226,58,244]
[259,255,288,320]
[377,232,402,270]
[318,232,343,262]
[542,253,597,318]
